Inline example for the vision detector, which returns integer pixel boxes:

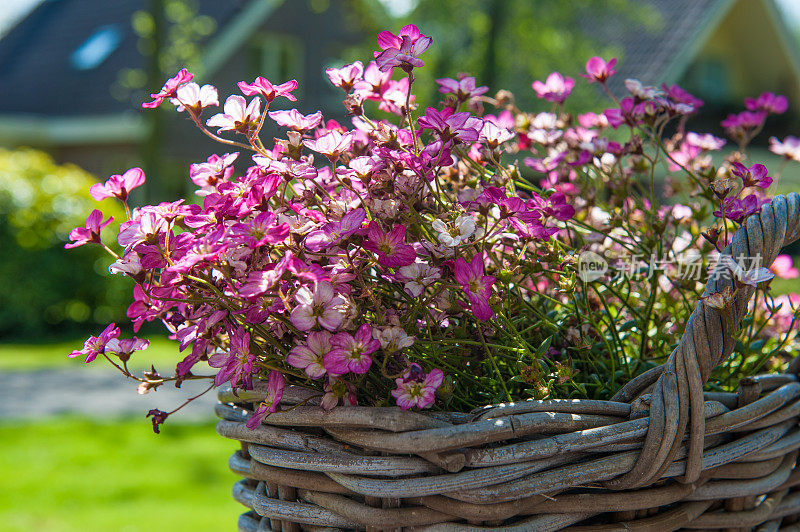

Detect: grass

[0,417,243,532]
[0,335,188,372]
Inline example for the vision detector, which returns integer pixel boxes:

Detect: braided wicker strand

[608,193,800,490]
[217,193,800,530]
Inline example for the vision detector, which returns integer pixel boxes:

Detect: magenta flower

[208,326,255,388]
[246,370,285,429]
[90,167,146,202]
[69,323,120,363]
[206,95,261,134]
[581,57,617,83]
[362,222,417,268]
[391,364,444,410]
[323,324,380,374]
[730,162,772,189]
[661,84,704,113]
[290,281,345,331]
[453,254,495,321]
[721,110,767,141]
[287,331,332,378]
[65,209,113,249]
[374,24,432,72]
[772,255,799,279]
[436,76,489,102]
[142,68,193,108]
[326,61,364,92]
[268,109,323,131]
[418,107,483,144]
[713,194,764,222]
[170,82,218,113]
[770,136,800,162]
[231,211,291,248]
[532,72,575,103]
[303,130,353,162]
[304,208,365,252]
[745,92,788,114]
[237,77,298,103]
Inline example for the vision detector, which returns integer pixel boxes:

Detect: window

[70,24,122,71]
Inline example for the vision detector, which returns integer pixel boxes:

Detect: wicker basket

[217,193,800,531]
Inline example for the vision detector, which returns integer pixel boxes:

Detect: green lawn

[0,417,243,532]
[0,335,187,372]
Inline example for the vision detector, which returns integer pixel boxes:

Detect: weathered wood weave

[218,193,800,530]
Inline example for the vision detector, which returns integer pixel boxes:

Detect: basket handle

[607,192,800,490]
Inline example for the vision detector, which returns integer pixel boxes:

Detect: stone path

[0,367,218,421]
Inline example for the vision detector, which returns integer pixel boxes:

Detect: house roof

[598,0,800,95]
[0,0,247,118]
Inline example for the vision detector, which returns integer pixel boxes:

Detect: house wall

[685,0,800,113]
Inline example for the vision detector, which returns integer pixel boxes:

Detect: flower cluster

[69,24,800,430]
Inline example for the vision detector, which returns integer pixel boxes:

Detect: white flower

[481,121,514,148]
[206,95,261,133]
[374,326,415,352]
[170,83,218,112]
[396,262,441,297]
[431,215,476,247]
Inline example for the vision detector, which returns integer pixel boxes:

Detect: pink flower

[304,208,365,252]
[290,281,345,331]
[69,324,120,363]
[268,109,323,131]
[323,324,380,374]
[237,77,298,103]
[730,162,772,189]
[745,92,788,114]
[418,107,483,144]
[117,210,167,249]
[206,95,261,134]
[453,254,495,321]
[532,72,575,103]
[321,377,357,410]
[208,326,255,388]
[436,76,489,102]
[239,261,289,298]
[362,222,417,268]
[189,152,238,190]
[770,136,800,162]
[771,255,799,279]
[65,209,113,248]
[303,130,353,162]
[246,371,285,429]
[104,337,150,362]
[391,364,444,410]
[142,68,193,108]
[581,57,617,83]
[374,24,432,72]
[685,132,725,151]
[326,61,364,92]
[170,82,218,113]
[287,331,332,378]
[90,167,146,202]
